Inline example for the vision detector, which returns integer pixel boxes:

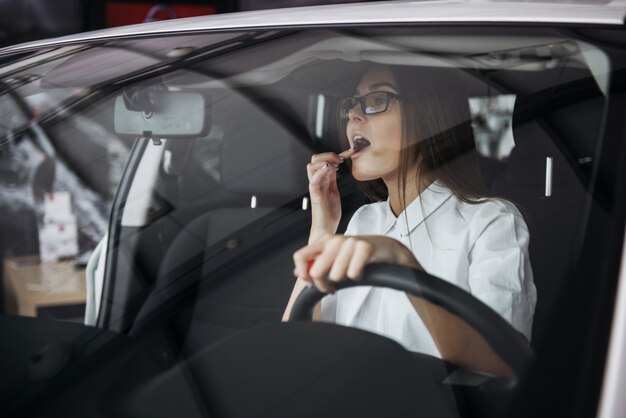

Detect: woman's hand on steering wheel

[293,234,422,294]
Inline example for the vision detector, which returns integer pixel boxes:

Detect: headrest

[219,97,312,198]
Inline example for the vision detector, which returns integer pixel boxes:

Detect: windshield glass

[1,26,624,418]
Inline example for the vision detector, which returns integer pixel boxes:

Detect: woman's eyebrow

[369,82,398,91]
[353,82,398,96]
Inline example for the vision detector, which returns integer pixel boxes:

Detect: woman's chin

[351,169,378,182]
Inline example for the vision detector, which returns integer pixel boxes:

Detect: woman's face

[346,66,404,182]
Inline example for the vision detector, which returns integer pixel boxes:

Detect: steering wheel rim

[289,262,534,378]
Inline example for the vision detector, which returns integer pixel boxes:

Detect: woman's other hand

[307,150,354,242]
[292,235,422,293]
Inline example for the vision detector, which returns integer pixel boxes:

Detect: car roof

[1,0,625,55]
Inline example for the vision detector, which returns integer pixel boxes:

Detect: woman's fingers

[311,152,344,165]
[346,240,374,280]
[292,243,319,283]
[338,148,356,160]
[307,162,339,185]
[293,235,378,294]
[310,167,337,191]
[307,153,344,181]
[294,235,414,294]
[308,237,343,293]
[308,160,339,173]
[328,237,356,282]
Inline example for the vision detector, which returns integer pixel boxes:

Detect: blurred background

[0,0,373,47]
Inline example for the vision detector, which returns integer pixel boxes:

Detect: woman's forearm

[407,296,513,377]
[308,220,339,244]
[392,246,513,376]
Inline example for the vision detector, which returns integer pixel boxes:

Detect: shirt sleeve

[467,202,537,340]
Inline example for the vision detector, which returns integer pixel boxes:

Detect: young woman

[283,64,536,377]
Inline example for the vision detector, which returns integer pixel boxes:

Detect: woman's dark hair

[338,64,498,210]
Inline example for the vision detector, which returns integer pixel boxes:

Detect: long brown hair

[338,64,498,211]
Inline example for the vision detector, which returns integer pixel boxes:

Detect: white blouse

[320,181,537,357]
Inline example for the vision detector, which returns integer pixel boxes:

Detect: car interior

[3,26,624,418]
[90,28,609,417]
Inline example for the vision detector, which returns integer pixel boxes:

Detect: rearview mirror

[114,91,207,138]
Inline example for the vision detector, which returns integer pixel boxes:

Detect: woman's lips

[353,136,371,153]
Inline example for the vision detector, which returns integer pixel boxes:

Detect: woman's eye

[369,94,387,107]
[374,98,386,106]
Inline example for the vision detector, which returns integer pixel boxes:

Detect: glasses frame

[339,91,401,120]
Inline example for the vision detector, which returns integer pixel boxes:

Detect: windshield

[1,26,625,418]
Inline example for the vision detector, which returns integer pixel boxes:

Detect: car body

[0,1,626,417]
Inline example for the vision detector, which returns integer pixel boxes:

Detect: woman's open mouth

[353,136,371,153]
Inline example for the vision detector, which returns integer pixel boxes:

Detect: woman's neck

[385,167,433,217]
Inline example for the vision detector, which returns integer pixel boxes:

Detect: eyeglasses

[339,91,400,120]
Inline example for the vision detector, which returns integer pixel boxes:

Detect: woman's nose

[347,104,365,123]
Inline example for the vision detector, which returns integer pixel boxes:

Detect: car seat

[129,94,313,355]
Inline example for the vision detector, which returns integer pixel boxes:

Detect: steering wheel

[289,262,534,378]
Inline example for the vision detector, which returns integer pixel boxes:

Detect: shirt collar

[381,180,453,236]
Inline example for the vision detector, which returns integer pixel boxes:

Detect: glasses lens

[339,97,356,119]
[363,92,389,115]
